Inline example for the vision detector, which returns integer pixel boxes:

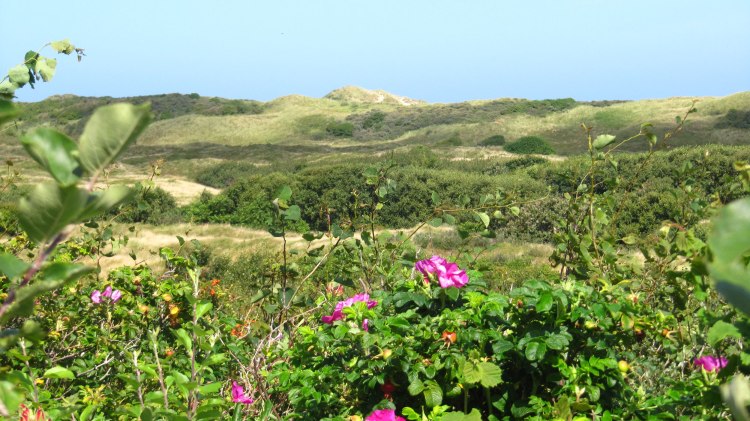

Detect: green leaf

[708,198,750,316]
[464,361,502,387]
[708,320,742,347]
[50,39,75,54]
[78,186,134,220]
[175,329,193,354]
[195,301,213,320]
[593,134,616,150]
[44,366,75,380]
[510,206,520,216]
[442,409,482,421]
[431,191,440,205]
[0,80,18,98]
[0,279,66,324]
[428,218,443,227]
[40,262,93,284]
[443,213,456,225]
[8,65,30,86]
[535,292,554,312]
[203,353,227,366]
[475,212,490,228]
[21,128,82,186]
[79,404,98,421]
[284,205,301,221]
[477,362,502,387]
[197,382,222,395]
[0,99,20,125]
[721,374,750,421]
[0,253,29,279]
[79,103,152,175]
[408,377,424,396]
[545,333,570,350]
[35,57,57,82]
[423,380,442,408]
[524,341,547,361]
[275,185,292,201]
[18,183,87,243]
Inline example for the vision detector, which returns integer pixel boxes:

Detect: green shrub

[715,108,750,129]
[115,187,183,225]
[504,136,556,155]
[326,120,354,137]
[479,134,506,146]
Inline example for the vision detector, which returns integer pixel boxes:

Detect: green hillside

[2,87,749,177]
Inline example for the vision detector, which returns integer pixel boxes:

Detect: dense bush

[504,136,556,155]
[115,187,183,225]
[715,108,750,129]
[479,134,506,146]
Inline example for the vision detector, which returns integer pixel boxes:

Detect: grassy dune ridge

[1,87,748,180]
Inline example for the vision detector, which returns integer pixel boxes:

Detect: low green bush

[479,134,506,146]
[504,136,556,155]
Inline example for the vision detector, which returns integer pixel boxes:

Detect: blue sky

[1,1,748,103]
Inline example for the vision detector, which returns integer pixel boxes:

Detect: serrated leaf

[8,65,30,86]
[0,253,29,280]
[593,134,616,150]
[477,362,502,387]
[428,218,442,227]
[708,320,742,347]
[35,57,57,82]
[21,128,82,186]
[510,206,520,216]
[43,366,75,380]
[408,377,424,396]
[443,213,456,225]
[431,191,440,205]
[79,103,151,175]
[18,183,86,242]
[463,361,481,384]
[423,380,442,408]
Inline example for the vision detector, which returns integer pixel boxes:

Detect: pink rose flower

[362,318,369,332]
[102,286,113,298]
[366,408,405,421]
[231,381,254,404]
[694,355,727,372]
[110,289,122,303]
[321,293,377,324]
[415,255,469,288]
[91,290,102,304]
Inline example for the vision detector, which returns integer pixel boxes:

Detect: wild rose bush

[266,256,723,419]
